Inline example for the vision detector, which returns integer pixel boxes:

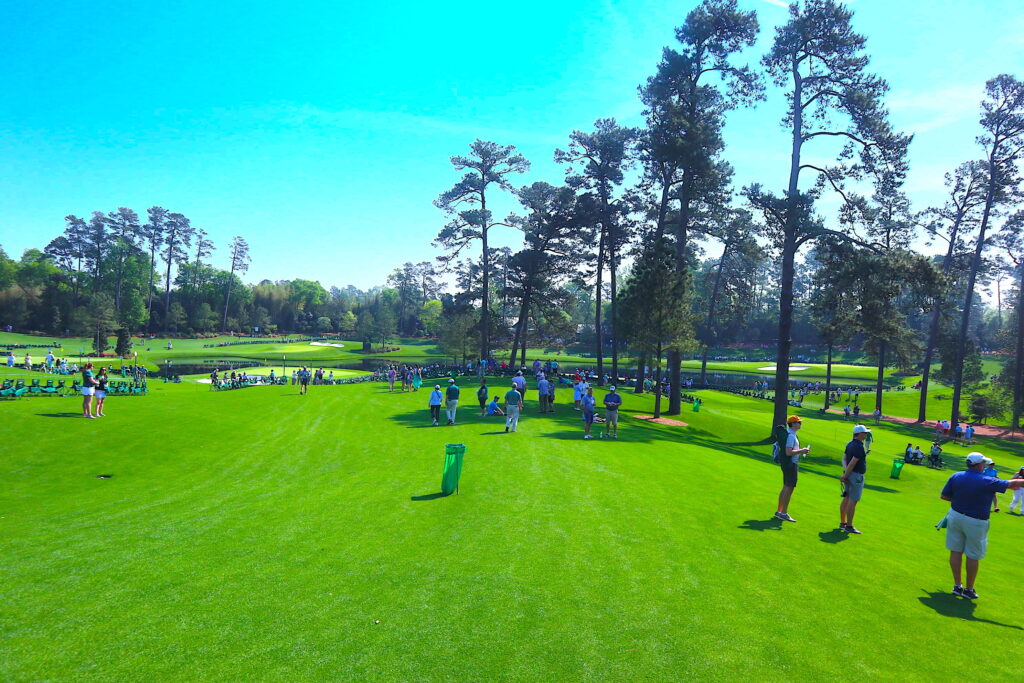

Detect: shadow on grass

[918,590,1023,630]
[39,412,84,418]
[738,518,783,531]
[411,492,449,501]
[818,529,849,543]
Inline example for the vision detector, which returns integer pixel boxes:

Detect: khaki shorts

[945,509,989,560]
[606,409,619,426]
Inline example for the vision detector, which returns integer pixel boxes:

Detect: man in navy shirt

[839,424,870,534]
[940,452,1024,599]
[603,386,623,439]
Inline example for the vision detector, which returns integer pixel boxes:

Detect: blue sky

[1,0,1022,290]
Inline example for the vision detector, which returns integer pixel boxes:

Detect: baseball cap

[787,415,802,424]
[965,452,992,466]
[434,384,440,389]
[852,425,871,434]
[448,378,455,383]
[609,385,617,391]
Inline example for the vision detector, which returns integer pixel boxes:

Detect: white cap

[434,384,441,389]
[965,452,992,466]
[852,425,871,434]
[609,385,617,391]
[448,378,455,383]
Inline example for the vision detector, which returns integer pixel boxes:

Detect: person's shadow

[738,518,782,531]
[918,590,1023,630]
[818,529,849,544]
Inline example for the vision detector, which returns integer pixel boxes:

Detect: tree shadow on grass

[818,529,849,543]
[918,590,1023,630]
[738,518,783,531]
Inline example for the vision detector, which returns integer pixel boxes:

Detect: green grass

[3,367,1024,680]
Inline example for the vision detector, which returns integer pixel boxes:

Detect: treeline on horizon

[0,0,1021,429]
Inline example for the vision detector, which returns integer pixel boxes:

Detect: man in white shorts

[940,453,1024,599]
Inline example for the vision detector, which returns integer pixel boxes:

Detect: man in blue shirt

[428,384,444,426]
[537,376,552,414]
[603,386,623,439]
[581,387,597,439]
[940,453,1024,599]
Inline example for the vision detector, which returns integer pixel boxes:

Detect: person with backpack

[476,378,489,416]
[775,415,810,523]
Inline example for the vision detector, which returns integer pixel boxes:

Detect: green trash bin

[692,399,700,412]
[441,443,466,496]
[890,458,905,479]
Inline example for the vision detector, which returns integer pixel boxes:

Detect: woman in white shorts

[81,362,97,418]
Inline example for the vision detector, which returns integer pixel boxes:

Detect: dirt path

[825,408,1022,442]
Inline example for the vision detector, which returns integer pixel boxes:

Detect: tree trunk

[700,241,730,385]
[222,263,236,331]
[610,243,618,385]
[824,344,833,411]
[480,189,490,362]
[145,247,156,332]
[950,177,998,426]
[1013,264,1024,432]
[634,353,645,394]
[653,361,663,419]
[594,226,605,384]
[917,213,964,422]
[163,250,174,328]
[773,63,803,430]
[874,340,886,414]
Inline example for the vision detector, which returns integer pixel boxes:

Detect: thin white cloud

[757,0,790,7]
[887,83,984,134]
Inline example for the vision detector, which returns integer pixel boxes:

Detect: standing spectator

[572,378,583,411]
[581,387,597,439]
[504,382,523,433]
[95,368,109,417]
[476,378,489,416]
[24,353,32,370]
[940,453,1024,599]
[964,424,975,445]
[537,375,551,414]
[428,384,444,426]
[299,367,310,395]
[547,375,556,410]
[445,378,460,425]
[603,386,622,439]
[81,362,98,418]
[775,416,810,523]
[954,422,964,444]
[1010,466,1024,514]
[839,425,871,534]
[843,404,851,420]
[984,460,1001,513]
[6,351,14,367]
[387,366,397,392]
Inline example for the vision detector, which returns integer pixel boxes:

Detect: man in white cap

[444,378,460,425]
[603,386,622,439]
[940,453,1024,599]
[839,424,871,534]
[428,384,444,426]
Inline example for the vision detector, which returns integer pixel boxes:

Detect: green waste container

[692,400,701,412]
[890,458,905,479]
[441,443,466,495]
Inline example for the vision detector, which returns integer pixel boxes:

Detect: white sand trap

[310,341,346,348]
[757,365,809,371]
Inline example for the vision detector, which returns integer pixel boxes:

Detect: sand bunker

[632,414,688,427]
[757,365,809,371]
[310,341,346,348]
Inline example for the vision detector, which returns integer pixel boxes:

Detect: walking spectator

[445,378,460,425]
[1010,466,1024,514]
[839,425,871,534]
[775,416,810,523]
[573,378,583,411]
[95,368,109,417]
[504,383,523,433]
[965,424,975,445]
[428,384,443,426]
[537,375,551,413]
[940,453,1024,599]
